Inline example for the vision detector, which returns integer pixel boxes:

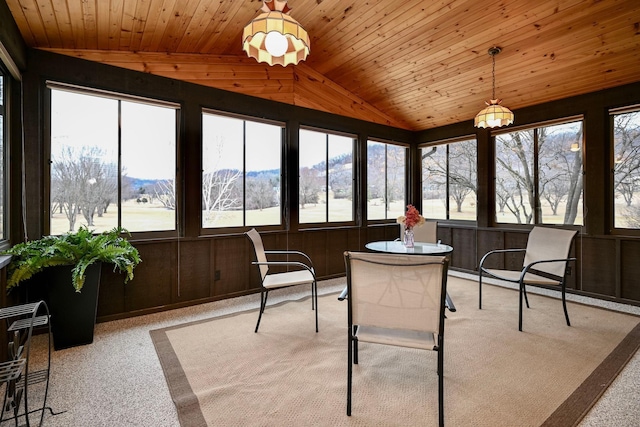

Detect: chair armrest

[264,250,314,267]
[521,257,576,280]
[479,248,526,270]
[252,261,316,277]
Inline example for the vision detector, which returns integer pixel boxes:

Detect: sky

[51,89,176,180]
[52,88,374,180]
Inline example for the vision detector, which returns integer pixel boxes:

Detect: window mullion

[445,144,450,220]
[117,100,122,228]
[325,135,329,222]
[243,121,247,226]
[533,128,540,224]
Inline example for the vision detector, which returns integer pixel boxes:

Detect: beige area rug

[150,277,640,427]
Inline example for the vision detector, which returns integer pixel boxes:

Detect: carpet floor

[150,277,640,427]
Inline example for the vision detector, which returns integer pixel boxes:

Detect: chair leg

[314,281,319,333]
[518,281,524,332]
[347,328,353,416]
[561,282,571,326]
[311,281,315,310]
[353,327,359,365]
[438,341,444,427]
[523,283,530,308]
[255,289,269,333]
[478,272,483,309]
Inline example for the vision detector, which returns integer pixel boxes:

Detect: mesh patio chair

[399,220,438,243]
[478,226,577,331]
[344,251,449,427]
[246,228,318,333]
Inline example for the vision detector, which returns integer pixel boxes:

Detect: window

[367,140,406,220]
[0,70,5,241]
[494,119,584,225]
[49,85,178,235]
[612,108,640,230]
[421,138,477,221]
[299,128,354,224]
[202,111,283,228]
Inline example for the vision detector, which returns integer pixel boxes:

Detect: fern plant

[3,226,141,292]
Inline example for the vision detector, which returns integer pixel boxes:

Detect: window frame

[491,116,584,228]
[419,135,478,223]
[200,108,286,234]
[45,81,181,239]
[0,66,8,248]
[298,125,357,229]
[610,105,640,235]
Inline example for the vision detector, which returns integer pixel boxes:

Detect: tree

[246,173,278,210]
[537,126,583,223]
[328,152,353,200]
[299,167,321,208]
[154,179,176,210]
[613,112,640,208]
[448,141,477,212]
[622,204,640,228]
[421,146,446,208]
[496,122,584,225]
[202,169,242,220]
[202,136,243,223]
[50,146,118,231]
[495,130,535,224]
[367,143,386,202]
[423,141,477,214]
[386,145,405,211]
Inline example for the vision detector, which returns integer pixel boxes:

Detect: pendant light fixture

[242,0,310,67]
[474,47,514,128]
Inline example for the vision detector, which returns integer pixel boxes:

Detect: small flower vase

[404,227,415,248]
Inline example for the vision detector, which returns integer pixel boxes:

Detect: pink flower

[396,204,425,229]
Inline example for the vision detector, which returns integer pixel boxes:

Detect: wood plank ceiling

[5,0,640,131]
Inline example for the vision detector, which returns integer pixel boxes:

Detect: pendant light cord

[491,53,496,100]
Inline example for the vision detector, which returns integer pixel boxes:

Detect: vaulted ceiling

[5,0,640,131]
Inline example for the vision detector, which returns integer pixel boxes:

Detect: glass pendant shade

[474,99,515,128]
[242,1,310,67]
[474,47,514,128]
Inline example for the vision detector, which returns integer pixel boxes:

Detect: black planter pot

[45,262,102,350]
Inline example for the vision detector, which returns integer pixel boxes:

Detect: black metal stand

[0,301,52,427]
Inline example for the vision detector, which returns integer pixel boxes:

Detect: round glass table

[365,240,453,256]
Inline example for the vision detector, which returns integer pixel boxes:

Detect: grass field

[49,197,637,235]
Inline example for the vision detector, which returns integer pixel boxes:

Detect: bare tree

[622,205,640,228]
[495,130,536,224]
[202,169,242,221]
[494,176,510,214]
[537,126,583,223]
[299,167,321,209]
[51,147,81,231]
[421,146,447,209]
[51,146,118,231]
[328,152,353,200]
[422,141,477,215]
[154,179,176,210]
[202,136,243,223]
[613,112,640,208]
[367,143,386,203]
[386,145,405,211]
[448,140,477,212]
[246,174,278,210]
